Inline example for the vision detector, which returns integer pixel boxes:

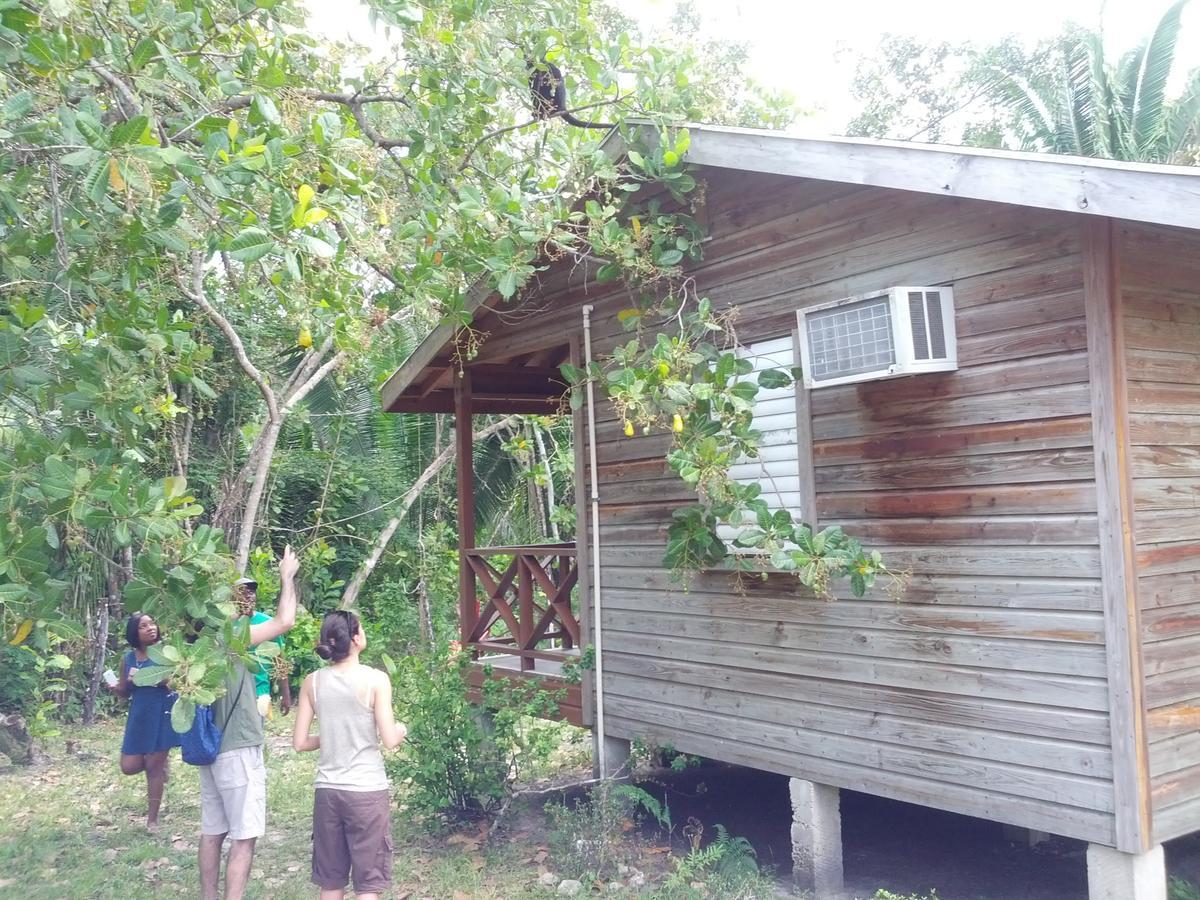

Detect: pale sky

[305,0,1200,135]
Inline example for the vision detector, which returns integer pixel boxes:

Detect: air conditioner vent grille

[805,296,896,383]
[908,292,929,360]
[926,291,947,358]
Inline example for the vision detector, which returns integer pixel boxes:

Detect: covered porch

[382,328,590,727]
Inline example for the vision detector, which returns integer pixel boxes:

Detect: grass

[0,716,788,899]
[0,717,578,899]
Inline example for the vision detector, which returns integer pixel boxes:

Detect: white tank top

[313,666,388,792]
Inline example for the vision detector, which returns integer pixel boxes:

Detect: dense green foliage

[0,0,795,729]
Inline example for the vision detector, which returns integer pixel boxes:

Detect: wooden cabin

[382,125,1200,899]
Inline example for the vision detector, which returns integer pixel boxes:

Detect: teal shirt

[249,611,283,698]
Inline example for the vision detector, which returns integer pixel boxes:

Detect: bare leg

[144,751,169,830]
[223,836,257,900]
[119,753,147,776]
[319,891,347,900]
[199,832,226,900]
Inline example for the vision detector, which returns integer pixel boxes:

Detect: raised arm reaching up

[249,545,299,645]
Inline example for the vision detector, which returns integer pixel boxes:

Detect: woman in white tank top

[293,611,406,900]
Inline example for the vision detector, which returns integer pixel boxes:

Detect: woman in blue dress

[107,613,180,831]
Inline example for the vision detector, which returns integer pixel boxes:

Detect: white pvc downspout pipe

[581,304,608,777]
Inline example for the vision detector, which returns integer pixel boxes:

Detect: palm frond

[1165,66,1200,159]
[1083,32,1121,158]
[1060,39,1100,156]
[1126,0,1190,157]
[981,64,1060,151]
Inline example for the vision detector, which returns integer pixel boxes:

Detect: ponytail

[315,610,360,663]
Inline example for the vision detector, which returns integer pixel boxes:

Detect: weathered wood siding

[471,171,1117,843]
[1121,222,1200,844]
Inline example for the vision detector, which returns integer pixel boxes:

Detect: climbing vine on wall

[561,129,900,597]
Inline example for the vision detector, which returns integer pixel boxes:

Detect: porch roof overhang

[382,122,1200,414]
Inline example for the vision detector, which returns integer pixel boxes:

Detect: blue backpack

[180,673,245,766]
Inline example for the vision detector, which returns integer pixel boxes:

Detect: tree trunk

[417,572,434,647]
[532,422,560,541]
[81,594,109,726]
[233,416,283,571]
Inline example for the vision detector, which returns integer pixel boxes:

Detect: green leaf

[295,234,334,258]
[110,115,149,147]
[269,191,290,232]
[171,697,196,733]
[596,263,623,283]
[132,664,174,686]
[0,583,29,603]
[163,475,187,500]
[58,148,98,167]
[75,112,108,150]
[496,269,518,299]
[148,229,189,253]
[250,94,281,126]
[2,91,33,120]
[131,38,157,71]
[190,377,217,400]
[757,368,793,390]
[113,521,132,548]
[227,228,276,263]
[83,158,109,203]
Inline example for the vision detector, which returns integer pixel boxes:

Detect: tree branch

[178,252,279,423]
[458,93,629,173]
[88,60,141,121]
[169,91,410,146]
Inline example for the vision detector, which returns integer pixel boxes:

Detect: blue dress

[121,651,182,755]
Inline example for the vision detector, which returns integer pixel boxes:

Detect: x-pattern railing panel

[462,543,579,671]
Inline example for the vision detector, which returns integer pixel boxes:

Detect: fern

[612,783,672,831]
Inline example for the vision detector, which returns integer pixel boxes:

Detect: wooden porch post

[455,371,477,650]
[518,556,534,671]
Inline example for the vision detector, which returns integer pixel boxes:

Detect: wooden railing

[462,543,579,671]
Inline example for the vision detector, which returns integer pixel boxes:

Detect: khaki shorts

[311,788,393,893]
[199,746,267,840]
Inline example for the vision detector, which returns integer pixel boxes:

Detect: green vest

[213,663,263,754]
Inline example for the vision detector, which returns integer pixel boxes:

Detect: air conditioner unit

[796,286,957,389]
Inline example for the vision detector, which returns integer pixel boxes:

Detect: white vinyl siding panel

[717,336,801,546]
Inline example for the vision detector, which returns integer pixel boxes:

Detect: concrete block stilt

[790,778,843,899]
[1086,843,1166,900]
[593,734,631,780]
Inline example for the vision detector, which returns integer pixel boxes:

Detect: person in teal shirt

[235,577,294,716]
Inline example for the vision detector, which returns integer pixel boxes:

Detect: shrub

[387,646,562,823]
[545,782,645,881]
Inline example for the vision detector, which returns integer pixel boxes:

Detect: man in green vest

[198,546,299,900]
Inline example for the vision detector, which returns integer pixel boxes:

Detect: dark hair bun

[316,610,360,663]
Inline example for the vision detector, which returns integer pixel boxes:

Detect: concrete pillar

[1086,843,1166,900]
[593,734,631,779]
[790,778,843,899]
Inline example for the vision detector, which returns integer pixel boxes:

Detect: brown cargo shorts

[311,787,393,894]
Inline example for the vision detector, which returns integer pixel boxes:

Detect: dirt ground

[627,762,1200,900]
